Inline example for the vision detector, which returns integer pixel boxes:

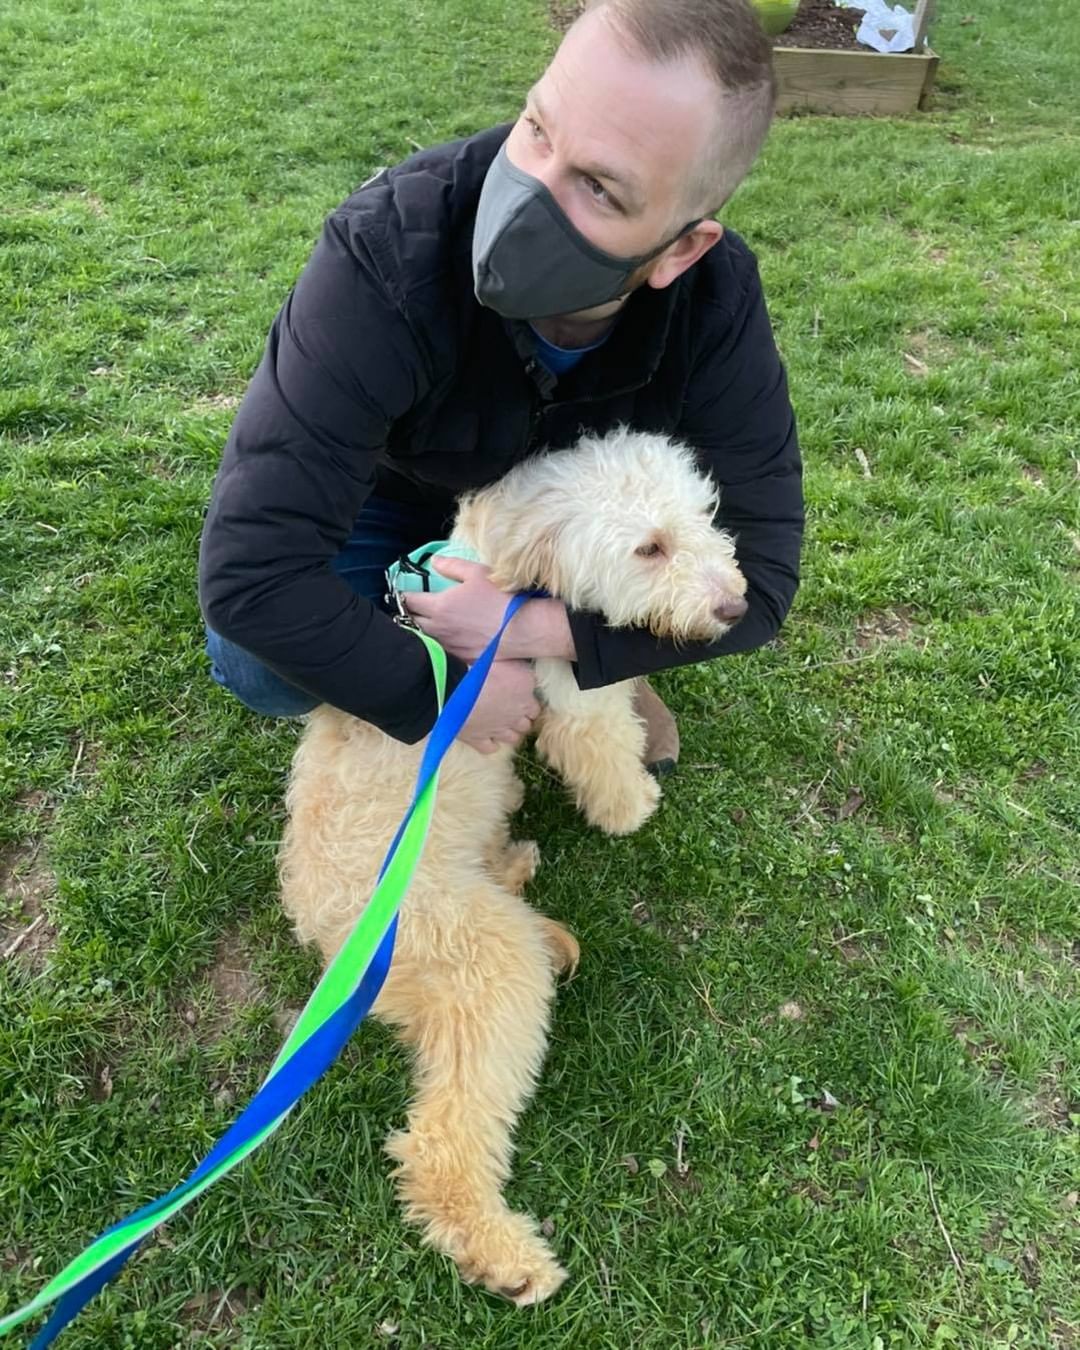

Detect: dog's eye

[635,540,664,559]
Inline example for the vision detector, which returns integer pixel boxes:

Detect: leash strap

[1,593,536,1346]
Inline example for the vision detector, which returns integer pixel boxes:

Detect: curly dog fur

[279,428,746,1305]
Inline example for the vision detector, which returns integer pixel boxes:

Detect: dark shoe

[633,680,679,779]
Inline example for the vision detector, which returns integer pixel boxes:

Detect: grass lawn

[1,0,1078,1345]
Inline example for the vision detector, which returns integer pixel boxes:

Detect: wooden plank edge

[773,45,939,64]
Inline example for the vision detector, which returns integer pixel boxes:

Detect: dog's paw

[455,1214,567,1307]
[582,768,662,836]
[538,916,580,978]
[501,839,541,894]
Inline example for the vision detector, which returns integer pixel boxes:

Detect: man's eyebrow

[525,87,645,212]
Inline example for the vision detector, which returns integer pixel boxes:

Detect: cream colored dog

[279,428,747,1306]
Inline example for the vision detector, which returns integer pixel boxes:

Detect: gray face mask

[472,143,701,321]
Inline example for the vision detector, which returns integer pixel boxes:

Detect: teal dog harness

[385,540,480,621]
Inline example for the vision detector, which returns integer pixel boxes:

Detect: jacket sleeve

[566,255,804,688]
[198,212,465,742]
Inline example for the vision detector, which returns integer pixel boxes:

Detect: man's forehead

[529,15,714,213]
[526,82,647,212]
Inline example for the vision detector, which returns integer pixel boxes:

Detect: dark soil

[774,0,865,51]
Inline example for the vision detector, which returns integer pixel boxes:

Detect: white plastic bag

[846,0,917,53]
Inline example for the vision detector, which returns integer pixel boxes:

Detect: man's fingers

[401,591,435,616]
[430,556,490,583]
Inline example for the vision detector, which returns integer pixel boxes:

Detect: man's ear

[647,220,724,291]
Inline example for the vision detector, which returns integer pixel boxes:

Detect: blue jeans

[205,495,446,717]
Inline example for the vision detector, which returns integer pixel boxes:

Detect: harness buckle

[385,562,421,631]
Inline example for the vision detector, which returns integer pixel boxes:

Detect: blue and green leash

[0,581,533,1347]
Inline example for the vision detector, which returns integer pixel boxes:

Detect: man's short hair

[583,0,776,219]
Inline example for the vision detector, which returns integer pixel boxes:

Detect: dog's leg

[474,763,539,894]
[491,838,541,894]
[481,839,578,974]
[536,670,661,835]
[486,846,578,972]
[536,914,580,977]
[374,889,568,1306]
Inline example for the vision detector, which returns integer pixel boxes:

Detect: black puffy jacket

[199,123,804,743]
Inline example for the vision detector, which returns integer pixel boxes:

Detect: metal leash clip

[385,552,437,630]
[388,588,420,631]
[385,573,418,630]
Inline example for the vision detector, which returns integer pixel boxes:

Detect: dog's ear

[487,525,564,596]
[455,484,565,596]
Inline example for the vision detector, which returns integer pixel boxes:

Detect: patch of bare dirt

[626,894,712,958]
[68,735,103,781]
[179,1284,257,1331]
[830,927,889,963]
[903,349,930,377]
[189,392,241,415]
[902,328,962,376]
[208,940,261,1010]
[980,1212,1008,1252]
[1017,1241,1041,1289]
[62,191,106,216]
[793,1179,833,1206]
[180,931,263,1044]
[834,789,865,821]
[854,605,923,650]
[1028,1080,1075,1132]
[1,1246,33,1279]
[85,1058,115,1104]
[272,1005,303,1040]
[1033,936,1080,968]
[1,842,58,969]
[951,1017,1007,1078]
[1019,759,1050,783]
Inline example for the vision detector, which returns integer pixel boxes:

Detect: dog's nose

[713,595,748,623]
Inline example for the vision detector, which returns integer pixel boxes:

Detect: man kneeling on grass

[199,0,804,769]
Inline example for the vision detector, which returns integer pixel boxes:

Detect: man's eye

[584,175,609,202]
[525,116,544,139]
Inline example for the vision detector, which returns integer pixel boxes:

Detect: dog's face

[455,429,748,643]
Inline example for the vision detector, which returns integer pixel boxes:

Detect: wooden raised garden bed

[772,0,939,115]
[550,0,941,118]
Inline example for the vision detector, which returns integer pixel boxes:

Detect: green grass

[2,0,1078,1345]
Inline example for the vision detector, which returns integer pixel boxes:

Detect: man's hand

[457,659,541,754]
[403,556,575,663]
